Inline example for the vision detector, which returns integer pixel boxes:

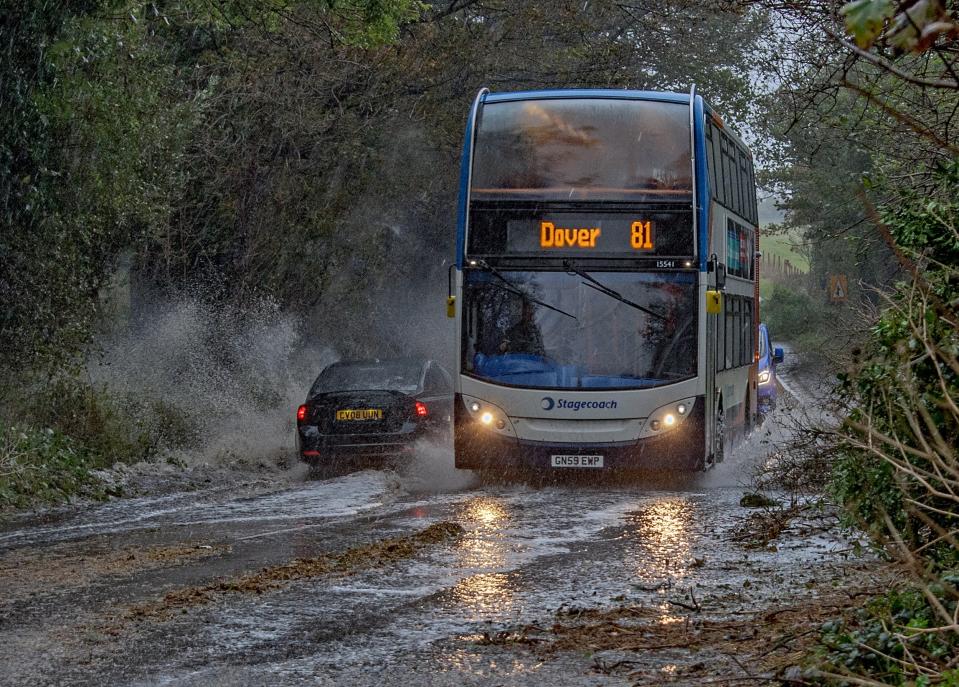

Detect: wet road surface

[0,365,889,686]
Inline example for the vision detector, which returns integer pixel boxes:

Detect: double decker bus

[448,88,759,472]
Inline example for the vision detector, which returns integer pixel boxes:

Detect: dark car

[296,358,453,472]
[757,323,784,417]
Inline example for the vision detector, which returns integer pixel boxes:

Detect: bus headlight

[640,398,697,438]
[758,370,771,385]
[461,396,516,437]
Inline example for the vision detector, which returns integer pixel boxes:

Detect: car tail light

[297,404,308,422]
[415,401,428,417]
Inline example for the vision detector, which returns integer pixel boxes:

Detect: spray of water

[396,439,477,494]
[89,294,337,468]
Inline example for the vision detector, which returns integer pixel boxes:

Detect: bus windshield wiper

[563,260,667,321]
[471,260,577,320]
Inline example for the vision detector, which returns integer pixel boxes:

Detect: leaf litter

[116,521,465,627]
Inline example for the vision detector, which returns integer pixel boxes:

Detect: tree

[0,0,427,380]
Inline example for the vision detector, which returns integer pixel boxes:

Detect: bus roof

[483,89,691,105]
[481,89,730,138]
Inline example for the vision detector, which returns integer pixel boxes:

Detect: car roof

[326,357,429,369]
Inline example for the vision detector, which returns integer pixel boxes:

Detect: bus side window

[706,122,716,196]
[711,125,723,203]
[725,295,734,369]
[728,136,738,213]
[722,135,735,208]
[717,292,726,371]
[732,296,743,367]
[738,148,749,219]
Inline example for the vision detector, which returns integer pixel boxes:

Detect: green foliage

[0,1,192,377]
[320,0,427,46]
[832,162,959,565]
[24,378,199,465]
[764,283,824,341]
[812,580,959,684]
[842,0,896,49]
[0,0,426,381]
[0,425,116,511]
[882,159,959,266]
[0,377,200,510]
[829,447,905,538]
[842,0,959,53]
[834,273,959,564]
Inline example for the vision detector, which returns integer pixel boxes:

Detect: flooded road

[0,363,888,686]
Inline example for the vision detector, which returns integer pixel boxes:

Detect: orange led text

[540,221,601,248]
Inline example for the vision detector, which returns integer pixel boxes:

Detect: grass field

[760,230,810,272]
[759,229,809,299]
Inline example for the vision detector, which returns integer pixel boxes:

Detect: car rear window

[309,361,423,396]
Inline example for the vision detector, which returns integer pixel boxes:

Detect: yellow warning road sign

[828,274,848,303]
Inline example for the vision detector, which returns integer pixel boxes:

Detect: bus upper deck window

[471,99,692,201]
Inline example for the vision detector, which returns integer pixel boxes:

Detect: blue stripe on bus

[694,96,710,271]
[455,95,483,269]
[483,89,690,104]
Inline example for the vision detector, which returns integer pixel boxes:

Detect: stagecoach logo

[541,397,618,412]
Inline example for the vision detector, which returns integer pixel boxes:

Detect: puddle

[0,470,395,548]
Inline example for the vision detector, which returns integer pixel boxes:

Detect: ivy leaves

[842,0,896,48]
[841,0,959,53]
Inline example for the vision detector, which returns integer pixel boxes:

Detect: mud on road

[0,364,893,686]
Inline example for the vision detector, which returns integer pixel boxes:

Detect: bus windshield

[462,270,697,390]
[471,99,691,202]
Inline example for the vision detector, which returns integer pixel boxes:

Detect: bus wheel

[714,405,726,464]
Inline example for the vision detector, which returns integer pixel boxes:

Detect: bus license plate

[551,454,604,469]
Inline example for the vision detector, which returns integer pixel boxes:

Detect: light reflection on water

[435,649,539,678]
[623,497,698,627]
[448,497,517,616]
[626,498,695,582]
[655,602,685,625]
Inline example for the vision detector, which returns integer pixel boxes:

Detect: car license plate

[551,454,604,468]
[335,409,383,421]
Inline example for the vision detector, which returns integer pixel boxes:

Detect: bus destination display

[538,220,653,250]
[497,212,693,257]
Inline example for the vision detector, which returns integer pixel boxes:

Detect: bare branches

[824,25,959,89]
